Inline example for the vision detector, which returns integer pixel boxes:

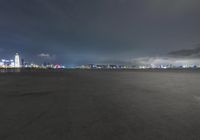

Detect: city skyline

[0,52,200,69]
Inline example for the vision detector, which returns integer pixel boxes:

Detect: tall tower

[15,53,21,68]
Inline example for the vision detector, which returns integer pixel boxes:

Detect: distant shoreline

[0,68,200,73]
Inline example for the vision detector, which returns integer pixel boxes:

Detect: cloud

[131,57,200,66]
[168,45,200,58]
[38,53,56,60]
[38,53,50,57]
[131,57,171,66]
[147,0,200,16]
[129,45,200,66]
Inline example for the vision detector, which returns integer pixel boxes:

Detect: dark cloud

[0,0,200,65]
[168,44,200,58]
[146,0,200,16]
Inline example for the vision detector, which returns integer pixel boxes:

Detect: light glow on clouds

[132,57,200,66]
[38,53,56,60]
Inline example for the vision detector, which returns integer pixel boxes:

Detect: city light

[0,53,200,70]
[0,53,64,69]
[15,53,21,68]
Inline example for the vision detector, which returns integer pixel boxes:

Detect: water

[0,70,200,140]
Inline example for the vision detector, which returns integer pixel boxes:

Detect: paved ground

[1,70,200,140]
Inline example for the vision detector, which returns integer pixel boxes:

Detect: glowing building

[15,53,21,68]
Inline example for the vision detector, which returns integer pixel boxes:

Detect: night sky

[0,0,200,66]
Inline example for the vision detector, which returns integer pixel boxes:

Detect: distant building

[15,53,21,68]
[21,59,25,67]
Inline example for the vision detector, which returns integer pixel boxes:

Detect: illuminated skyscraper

[15,53,21,68]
